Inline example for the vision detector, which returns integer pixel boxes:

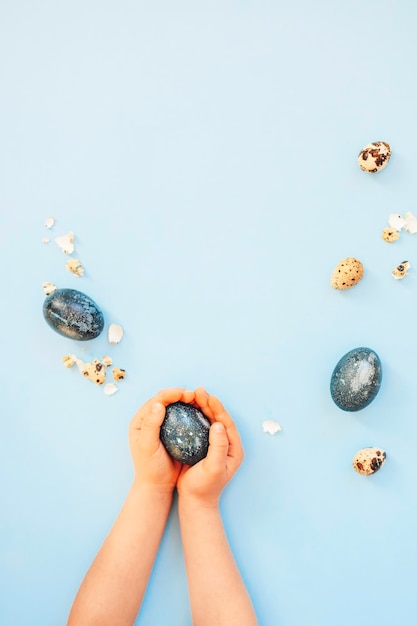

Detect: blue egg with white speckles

[330,347,382,411]
[43,288,104,340]
[160,401,210,465]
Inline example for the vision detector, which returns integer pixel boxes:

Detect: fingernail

[213,422,224,433]
[151,402,164,414]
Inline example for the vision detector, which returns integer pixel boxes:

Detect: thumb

[205,422,229,472]
[140,402,166,448]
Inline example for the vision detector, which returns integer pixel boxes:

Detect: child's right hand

[129,387,196,495]
[176,388,244,507]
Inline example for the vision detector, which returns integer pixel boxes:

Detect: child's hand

[129,387,195,494]
[176,388,244,507]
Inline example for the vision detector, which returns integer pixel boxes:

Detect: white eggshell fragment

[262,420,282,435]
[388,214,406,230]
[55,231,75,254]
[357,141,391,173]
[353,447,386,475]
[404,212,417,234]
[108,323,123,344]
[104,383,119,396]
[45,216,55,229]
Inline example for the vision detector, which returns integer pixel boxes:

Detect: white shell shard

[66,258,84,277]
[392,261,411,280]
[262,420,282,435]
[45,216,55,229]
[75,357,86,372]
[388,214,406,230]
[104,383,119,396]
[102,355,113,367]
[404,212,417,234]
[42,281,57,295]
[55,231,75,254]
[42,237,50,244]
[108,323,123,344]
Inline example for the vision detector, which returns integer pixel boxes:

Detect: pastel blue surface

[1,2,417,625]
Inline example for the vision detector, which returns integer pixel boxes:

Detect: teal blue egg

[330,347,382,411]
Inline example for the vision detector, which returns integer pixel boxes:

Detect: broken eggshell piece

[330,347,382,412]
[66,258,84,277]
[55,231,75,254]
[103,383,119,396]
[108,323,123,344]
[392,261,411,279]
[78,359,107,385]
[43,288,105,340]
[262,420,282,435]
[404,212,417,234]
[388,214,406,230]
[160,401,210,465]
[112,367,126,381]
[42,281,57,296]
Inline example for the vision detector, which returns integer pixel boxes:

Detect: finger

[131,388,195,429]
[208,395,244,464]
[194,387,216,421]
[208,395,235,428]
[155,387,195,406]
[138,401,166,449]
[204,422,229,473]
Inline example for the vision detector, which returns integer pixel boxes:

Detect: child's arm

[177,388,258,626]
[67,387,195,626]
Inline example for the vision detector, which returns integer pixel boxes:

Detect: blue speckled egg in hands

[330,347,382,412]
[43,288,105,340]
[160,401,210,465]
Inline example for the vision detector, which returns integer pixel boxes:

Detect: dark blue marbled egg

[330,347,382,412]
[160,401,210,465]
[43,288,105,340]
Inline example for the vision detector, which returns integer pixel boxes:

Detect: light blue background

[1,1,417,624]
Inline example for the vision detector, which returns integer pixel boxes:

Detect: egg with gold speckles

[330,347,382,411]
[43,288,105,340]
[160,401,210,465]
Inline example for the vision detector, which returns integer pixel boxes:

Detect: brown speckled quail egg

[358,141,391,173]
[330,257,364,290]
[353,447,386,475]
